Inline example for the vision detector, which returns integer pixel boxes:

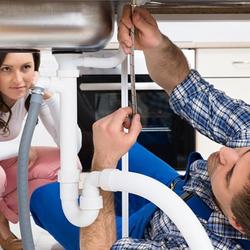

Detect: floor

[0,218,64,250]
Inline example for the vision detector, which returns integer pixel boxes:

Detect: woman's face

[0,53,35,107]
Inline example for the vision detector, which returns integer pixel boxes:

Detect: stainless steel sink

[0,0,248,51]
[0,1,115,51]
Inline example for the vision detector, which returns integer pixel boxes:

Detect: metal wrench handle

[130,0,137,116]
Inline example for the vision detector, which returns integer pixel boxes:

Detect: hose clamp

[31,87,45,96]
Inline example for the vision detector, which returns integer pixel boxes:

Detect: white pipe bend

[97,169,214,250]
[60,166,214,249]
[60,180,103,227]
[78,46,126,68]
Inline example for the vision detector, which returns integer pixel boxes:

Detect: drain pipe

[80,169,214,250]
[53,53,84,226]
[76,46,126,69]
[55,0,152,230]
[62,171,103,227]
[53,49,132,226]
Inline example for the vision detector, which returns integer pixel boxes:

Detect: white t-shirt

[0,94,82,160]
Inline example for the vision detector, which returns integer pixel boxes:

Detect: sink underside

[0,0,249,51]
[0,1,116,51]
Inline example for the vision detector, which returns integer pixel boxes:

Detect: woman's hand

[42,89,53,100]
[31,71,52,100]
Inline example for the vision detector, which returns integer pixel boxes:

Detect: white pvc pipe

[53,54,84,226]
[96,169,214,250]
[77,46,126,69]
[121,56,129,237]
[61,173,103,227]
[52,51,131,228]
[35,49,57,89]
[56,77,83,226]
[56,77,79,181]
[60,184,100,227]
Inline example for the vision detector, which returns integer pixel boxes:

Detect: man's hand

[118,5,164,54]
[81,108,140,250]
[92,107,142,170]
[118,5,190,94]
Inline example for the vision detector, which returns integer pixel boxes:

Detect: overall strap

[181,191,250,249]
[181,192,212,221]
[171,177,213,222]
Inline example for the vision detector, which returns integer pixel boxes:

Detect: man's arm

[80,107,142,249]
[80,188,116,250]
[118,6,190,95]
[80,157,117,250]
[119,6,250,146]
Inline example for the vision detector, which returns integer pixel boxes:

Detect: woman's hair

[231,182,250,239]
[0,49,40,135]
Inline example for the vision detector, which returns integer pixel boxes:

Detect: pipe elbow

[62,200,100,227]
[60,172,103,227]
[80,46,126,69]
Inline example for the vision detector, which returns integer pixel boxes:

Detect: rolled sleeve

[169,70,250,147]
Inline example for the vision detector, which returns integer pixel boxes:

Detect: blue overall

[30,143,250,250]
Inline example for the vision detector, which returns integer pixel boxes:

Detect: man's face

[207,146,250,230]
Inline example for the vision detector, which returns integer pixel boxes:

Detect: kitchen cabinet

[195,48,250,158]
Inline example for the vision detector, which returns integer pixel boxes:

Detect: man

[80,6,250,250]
[30,5,250,250]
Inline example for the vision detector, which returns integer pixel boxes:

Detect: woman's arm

[39,93,82,151]
[0,134,20,160]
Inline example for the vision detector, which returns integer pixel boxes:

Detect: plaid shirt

[112,70,250,249]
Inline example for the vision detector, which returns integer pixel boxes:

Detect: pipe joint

[80,195,103,210]
[31,87,44,96]
[99,169,121,192]
[79,46,126,69]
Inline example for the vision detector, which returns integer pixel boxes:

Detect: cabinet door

[208,77,250,103]
[195,77,250,158]
[195,48,250,158]
[196,48,250,77]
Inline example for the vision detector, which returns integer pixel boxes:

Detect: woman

[0,50,82,250]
